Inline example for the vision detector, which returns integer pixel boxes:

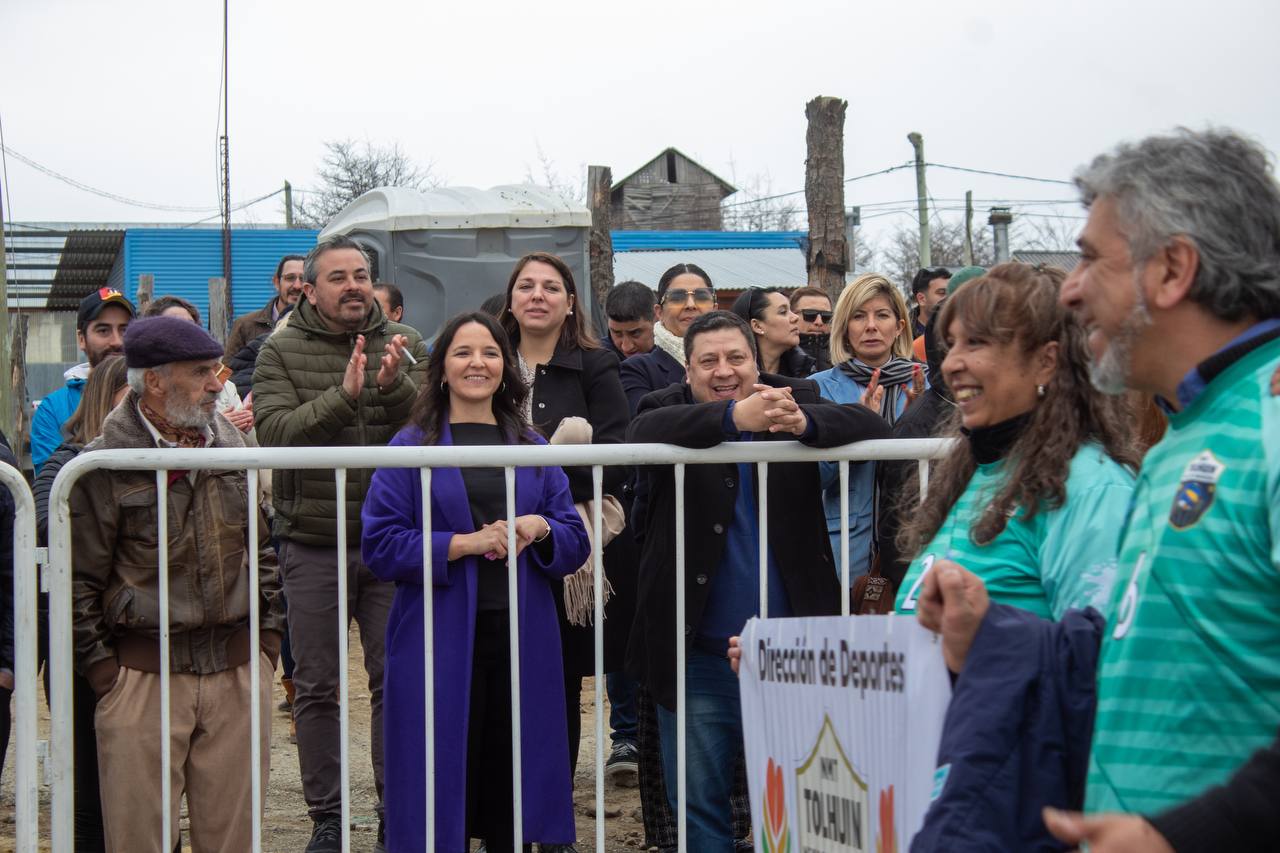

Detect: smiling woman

[893,262,1141,621]
[498,252,636,800]
[361,311,590,852]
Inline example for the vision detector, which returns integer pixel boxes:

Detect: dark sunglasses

[800,309,833,323]
[663,287,715,305]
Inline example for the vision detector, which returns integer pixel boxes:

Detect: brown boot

[279,676,295,713]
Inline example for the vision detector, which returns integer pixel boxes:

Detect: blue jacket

[31,364,88,472]
[810,365,914,579]
[911,604,1103,852]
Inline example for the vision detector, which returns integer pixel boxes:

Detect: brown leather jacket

[70,390,285,693]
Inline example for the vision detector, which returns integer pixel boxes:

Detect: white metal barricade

[32,438,951,852]
[1,463,38,853]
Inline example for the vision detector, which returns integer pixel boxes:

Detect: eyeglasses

[662,287,715,306]
[800,309,833,323]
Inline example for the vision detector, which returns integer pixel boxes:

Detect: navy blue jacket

[620,347,684,416]
[912,604,1103,852]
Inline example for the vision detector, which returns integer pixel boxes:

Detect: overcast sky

[4,0,1279,250]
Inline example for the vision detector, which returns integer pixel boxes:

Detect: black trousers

[466,611,533,853]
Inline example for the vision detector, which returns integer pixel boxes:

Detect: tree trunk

[587,165,614,333]
[137,273,154,309]
[805,96,849,303]
[208,277,229,344]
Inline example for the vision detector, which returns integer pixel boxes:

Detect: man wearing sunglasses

[619,264,718,415]
[788,286,834,373]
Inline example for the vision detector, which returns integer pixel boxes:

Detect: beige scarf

[652,320,687,368]
[549,417,625,625]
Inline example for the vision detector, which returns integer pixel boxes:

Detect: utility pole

[963,190,974,266]
[0,201,10,440]
[908,132,931,269]
[284,181,294,228]
[218,0,234,339]
[804,96,849,303]
[844,206,861,272]
[586,166,614,334]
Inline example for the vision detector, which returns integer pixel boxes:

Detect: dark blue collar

[1160,318,1280,413]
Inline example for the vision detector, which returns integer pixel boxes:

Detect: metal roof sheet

[1011,250,1081,272]
[614,248,833,291]
[611,230,806,252]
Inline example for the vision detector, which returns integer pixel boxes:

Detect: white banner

[739,615,951,853]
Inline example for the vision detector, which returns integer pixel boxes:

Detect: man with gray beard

[70,316,284,853]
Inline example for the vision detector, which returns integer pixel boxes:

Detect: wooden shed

[610,147,737,231]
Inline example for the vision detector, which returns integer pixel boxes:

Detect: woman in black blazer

[500,252,636,797]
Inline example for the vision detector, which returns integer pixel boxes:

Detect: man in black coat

[625,311,890,853]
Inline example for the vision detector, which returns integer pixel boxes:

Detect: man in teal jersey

[917,128,1280,853]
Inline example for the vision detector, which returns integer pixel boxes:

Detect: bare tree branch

[294,139,438,228]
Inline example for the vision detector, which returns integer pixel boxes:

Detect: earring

[1036,384,1046,398]
[500,381,507,392]
[440,381,447,392]
[568,309,574,315]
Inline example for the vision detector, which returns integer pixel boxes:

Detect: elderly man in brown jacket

[71,315,284,853]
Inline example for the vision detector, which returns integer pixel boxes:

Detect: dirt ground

[0,624,646,852]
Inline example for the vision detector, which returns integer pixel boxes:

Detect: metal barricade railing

[1,463,39,853]
[32,438,952,853]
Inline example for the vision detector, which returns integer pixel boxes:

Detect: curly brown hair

[897,262,1143,558]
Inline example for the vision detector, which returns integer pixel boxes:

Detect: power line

[1,144,224,212]
[923,162,1074,186]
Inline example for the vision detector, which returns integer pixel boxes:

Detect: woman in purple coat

[362,312,590,853]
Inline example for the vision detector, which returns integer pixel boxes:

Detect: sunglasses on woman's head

[663,287,715,305]
[800,309,833,323]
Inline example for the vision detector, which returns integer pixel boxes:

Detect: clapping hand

[905,363,926,404]
[859,368,885,413]
[375,334,408,391]
[342,335,368,398]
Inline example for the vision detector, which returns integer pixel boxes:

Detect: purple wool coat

[361,423,591,853]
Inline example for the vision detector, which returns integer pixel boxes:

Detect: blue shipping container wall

[122,228,319,323]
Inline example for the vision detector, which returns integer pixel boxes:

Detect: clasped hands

[447,516,549,562]
[732,384,808,435]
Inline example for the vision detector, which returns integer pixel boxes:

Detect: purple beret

[124,316,225,368]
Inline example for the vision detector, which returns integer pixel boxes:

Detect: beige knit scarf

[652,320,687,368]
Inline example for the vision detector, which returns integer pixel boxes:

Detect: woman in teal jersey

[810,273,925,580]
[894,263,1141,620]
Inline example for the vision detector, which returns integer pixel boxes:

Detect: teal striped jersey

[895,444,1134,619]
[1086,336,1280,814]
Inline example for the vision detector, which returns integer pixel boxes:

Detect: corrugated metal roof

[610,230,806,252]
[122,229,319,320]
[614,248,830,290]
[1011,250,1081,272]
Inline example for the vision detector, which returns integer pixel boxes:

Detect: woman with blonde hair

[810,273,924,579]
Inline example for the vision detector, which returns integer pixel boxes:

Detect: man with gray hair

[70,315,284,853]
[253,234,428,853]
[915,127,1280,852]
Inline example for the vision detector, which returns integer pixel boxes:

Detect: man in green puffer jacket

[252,234,428,853]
